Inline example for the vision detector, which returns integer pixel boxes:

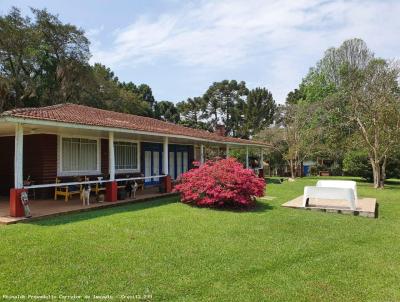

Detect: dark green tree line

[177,81,276,138]
[0,7,276,140]
[0,7,155,116]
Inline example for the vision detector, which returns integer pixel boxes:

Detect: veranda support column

[226,145,230,158]
[106,131,117,202]
[163,137,172,193]
[200,144,205,164]
[14,124,24,189]
[108,132,115,180]
[10,123,25,217]
[163,137,169,175]
[259,148,264,178]
[246,146,249,169]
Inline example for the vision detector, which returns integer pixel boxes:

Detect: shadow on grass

[183,200,275,214]
[375,203,379,219]
[27,196,178,227]
[252,202,275,212]
[265,178,284,184]
[383,179,400,187]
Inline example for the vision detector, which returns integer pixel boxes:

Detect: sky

[1,0,399,104]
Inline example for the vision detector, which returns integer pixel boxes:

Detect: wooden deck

[0,188,178,225]
[282,195,377,218]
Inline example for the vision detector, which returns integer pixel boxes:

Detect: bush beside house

[174,158,265,208]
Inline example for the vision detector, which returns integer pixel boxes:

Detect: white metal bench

[303,180,358,210]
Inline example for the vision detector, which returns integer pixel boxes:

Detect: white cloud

[90,0,400,102]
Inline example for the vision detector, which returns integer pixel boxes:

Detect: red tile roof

[2,103,268,146]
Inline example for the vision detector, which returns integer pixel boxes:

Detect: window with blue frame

[142,143,163,184]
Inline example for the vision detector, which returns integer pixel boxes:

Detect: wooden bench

[115,173,145,200]
[319,171,330,176]
[83,176,107,196]
[54,174,146,202]
[54,176,84,202]
[116,173,145,191]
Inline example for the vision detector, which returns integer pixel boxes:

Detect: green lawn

[1,177,399,301]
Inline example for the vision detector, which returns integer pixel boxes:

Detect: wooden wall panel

[0,134,58,196]
[0,136,15,195]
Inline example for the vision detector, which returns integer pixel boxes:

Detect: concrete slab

[282,195,377,218]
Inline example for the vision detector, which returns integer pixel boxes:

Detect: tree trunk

[289,159,295,179]
[370,157,384,189]
[380,156,387,188]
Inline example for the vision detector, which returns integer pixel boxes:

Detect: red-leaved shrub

[174,158,265,208]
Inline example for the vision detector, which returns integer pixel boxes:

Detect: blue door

[169,145,190,180]
[303,165,310,176]
[142,143,162,185]
[142,143,192,183]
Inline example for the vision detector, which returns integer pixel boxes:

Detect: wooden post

[163,137,169,175]
[200,144,205,164]
[226,145,230,158]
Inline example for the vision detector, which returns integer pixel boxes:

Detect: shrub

[343,150,372,180]
[174,158,265,208]
[343,150,400,181]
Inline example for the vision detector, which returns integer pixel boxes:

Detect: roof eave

[0,116,268,148]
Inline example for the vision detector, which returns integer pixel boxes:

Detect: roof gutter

[0,116,269,148]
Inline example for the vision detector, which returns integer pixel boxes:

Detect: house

[0,103,267,218]
[303,160,316,176]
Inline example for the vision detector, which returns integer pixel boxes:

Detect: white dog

[81,184,91,206]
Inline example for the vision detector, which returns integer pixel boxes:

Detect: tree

[301,38,373,97]
[293,38,400,187]
[255,126,287,175]
[136,84,156,112]
[286,87,305,105]
[258,102,322,179]
[119,82,155,117]
[240,87,275,138]
[0,7,158,118]
[154,101,180,123]
[90,64,152,116]
[0,7,91,110]
[202,80,248,135]
[343,150,372,180]
[177,97,209,130]
[281,102,323,178]
[342,59,400,188]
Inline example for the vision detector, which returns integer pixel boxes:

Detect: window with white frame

[61,137,98,173]
[114,141,138,171]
